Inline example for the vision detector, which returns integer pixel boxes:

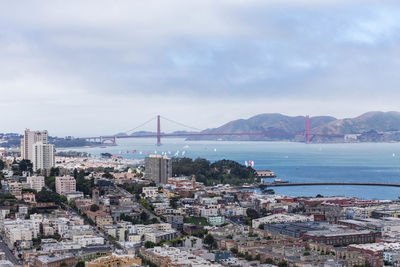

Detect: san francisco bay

[65,139,400,200]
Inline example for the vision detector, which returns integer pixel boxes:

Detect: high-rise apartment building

[32,142,55,172]
[144,155,172,185]
[21,129,54,172]
[55,176,76,195]
[22,129,48,161]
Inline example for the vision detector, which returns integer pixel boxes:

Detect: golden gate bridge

[84,115,344,146]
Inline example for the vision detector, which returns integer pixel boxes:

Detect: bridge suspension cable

[160,116,202,132]
[122,116,157,135]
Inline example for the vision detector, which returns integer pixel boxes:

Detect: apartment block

[26,176,45,192]
[55,176,76,195]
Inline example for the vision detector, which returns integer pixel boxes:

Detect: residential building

[8,181,22,196]
[26,176,45,191]
[55,176,76,195]
[143,187,158,198]
[252,214,313,229]
[35,255,76,267]
[96,215,113,230]
[22,129,48,161]
[303,229,380,246]
[144,230,178,243]
[144,155,172,185]
[208,216,226,226]
[32,142,55,172]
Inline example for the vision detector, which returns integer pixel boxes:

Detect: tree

[102,171,113,179]
[204,234,216,249]
[246,208,259,219]
[316,194,323,198]
[50,167,60,177]
[19,159,33,173]
[258,224,265,230]
[36,188,64,205]
[170,196,181,209]
[0,159,4,170]
[75,169,94,196]
[140,211,149,222]
[264,258,274,264]
[45,176,56,191]
[230,248,238,254]
[172,157,257,186]
[278,261,288,267]
[90,204,99,212]
[145,241,155,248]
[75,262,85,267]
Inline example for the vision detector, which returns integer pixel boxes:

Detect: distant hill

[187,112,400,143]
[312,111,400,135]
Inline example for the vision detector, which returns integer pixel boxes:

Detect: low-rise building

[35,254,76,267]
[26,176,45,192]
[55,176,76,195]
[252,214,313,229]
[144,229,178,243]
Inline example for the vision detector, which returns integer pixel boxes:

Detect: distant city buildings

[55,176,76,195]
[21,129,54,172]
[144,155,172,185]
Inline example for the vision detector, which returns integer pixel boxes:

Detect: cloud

[1,0,400,135]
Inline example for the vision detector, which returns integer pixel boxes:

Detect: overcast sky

[1,0,400,136]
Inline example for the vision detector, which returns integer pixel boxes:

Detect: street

[0,237,20,266]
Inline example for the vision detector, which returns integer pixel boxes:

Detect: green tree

[75,261,85,267]
[50,167,60,177]
[45,176,56,191]
[140,211,149,222]
[0,159,4,170]
[264,258,274,264]
[204,234,217,249]
[90,204,99,212]
[278,261,288,267]
[170,196,181,209]
[172,157,257,186]
[246,208,259,219]
[36,188,64,205]
[19,159,33,173]
[145,241,155,248]
[75,169,94,196]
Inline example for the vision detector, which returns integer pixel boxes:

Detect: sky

[1,0,400,136]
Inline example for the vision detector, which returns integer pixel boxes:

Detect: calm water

[63,139,400,200]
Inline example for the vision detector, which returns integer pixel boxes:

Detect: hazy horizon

[1,0,400,136]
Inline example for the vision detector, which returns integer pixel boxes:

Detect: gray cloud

[1,0,400,135]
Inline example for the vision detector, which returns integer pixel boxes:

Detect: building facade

[32,142,55,172]
[26,176,45,192]
[145,155,172,185]
[22,129,48,161]
[55,176,76,195]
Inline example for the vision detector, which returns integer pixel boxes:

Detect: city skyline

[1,0,400,136]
